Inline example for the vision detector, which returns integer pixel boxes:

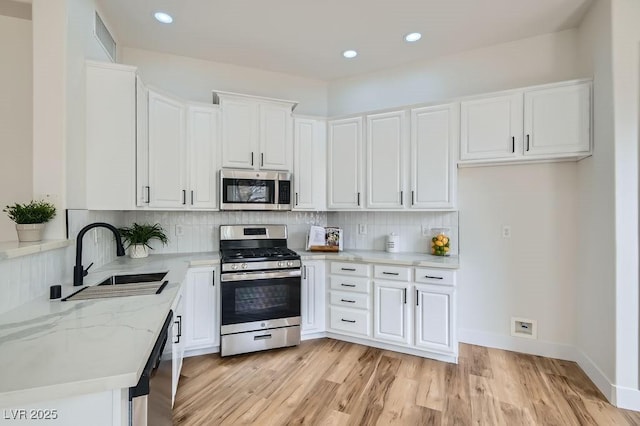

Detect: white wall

[457,164,577,353]
[0,14,32,241]
[575,0,617,397]
[328,29,583,116]
[120,47,328,116]
[611,0,640,402]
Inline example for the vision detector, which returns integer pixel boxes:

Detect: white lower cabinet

[301,261,326,336]
[373,281,410,345]
[171,289,184,407]
[326,261,457,362]
[184,267,219,351]
[414,284,456,354]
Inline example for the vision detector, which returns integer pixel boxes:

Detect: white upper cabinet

[293,117,326,211]
[220,98,256,169]
[410,104,458,209]
[136,76,150,207]
[460,92,523,161]
[148,90,188,208]
[459,79,592,165]
[84,61,137,210]
[327,117,364,209]
[187,105,220,209]
[216,92,296,171]
[260,103,293,170]
[524,82,591,156]
[366,111,406,209]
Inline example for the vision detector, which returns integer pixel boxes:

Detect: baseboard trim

[458,328,576,360]
[614,385,640,411]
[572,348,615,403]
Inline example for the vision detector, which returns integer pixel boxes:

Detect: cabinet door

[524,82,591,156]
[460,93,523,160]
[373,281,410,345]
[293,118,326,210]
[221,99,256,169]
[259,103,292,171]
[327,117,363,209]
[148,91,187,208]
[172,291,184,407]
[184,268,218,351]
[410,104,457,209]
[188,106,219,209]
[366,111,405,209]
[85,62,136,210]
[414,284,455,354]
[136,76,150,207]
[301,261,326,336]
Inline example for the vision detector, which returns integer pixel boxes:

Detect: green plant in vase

[3,200,56,242]
[118,223,168,258]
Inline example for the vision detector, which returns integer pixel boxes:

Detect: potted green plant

[118,223,168,258]
[3,200,56,242]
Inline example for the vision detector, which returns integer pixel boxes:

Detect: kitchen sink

[97,272,168,286]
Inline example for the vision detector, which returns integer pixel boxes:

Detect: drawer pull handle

[341,299,356,303]
[341,267,356,271]
[254,334,272,341]
[341,319,356,323]
[340,283,356,288]
[383,272,399,276]
[425,275,443,280]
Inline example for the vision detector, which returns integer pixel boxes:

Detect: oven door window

[222,178,276,204]
[221,276,301,325]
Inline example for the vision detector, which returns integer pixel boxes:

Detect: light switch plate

[175,225,184,237]
[358,224,367,235]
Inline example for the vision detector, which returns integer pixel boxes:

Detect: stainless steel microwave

[220,169,292,211]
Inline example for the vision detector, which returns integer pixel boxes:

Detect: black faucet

[73,222,125,286]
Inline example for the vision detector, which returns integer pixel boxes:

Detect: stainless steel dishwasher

[129,310,173,426]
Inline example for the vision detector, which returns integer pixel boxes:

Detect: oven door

[220,269,301,334]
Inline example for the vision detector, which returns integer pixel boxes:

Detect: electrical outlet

[422,226,430,237]
[510,317,537,339]
[502,225,511,239]
[175,225,184,237]
[358,224,367,235]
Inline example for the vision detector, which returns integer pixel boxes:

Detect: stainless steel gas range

[219,225,301,357]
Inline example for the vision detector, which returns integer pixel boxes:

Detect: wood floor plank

[173,338,639,426]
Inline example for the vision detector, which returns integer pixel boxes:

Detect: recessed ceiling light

[404,32,422,43]
[154,12,173,24]
[343,50,358,59]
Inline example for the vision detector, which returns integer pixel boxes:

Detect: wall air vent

[94,12,116,62]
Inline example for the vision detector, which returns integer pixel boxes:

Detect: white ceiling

[96,0,592,82]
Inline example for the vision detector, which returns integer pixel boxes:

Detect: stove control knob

[231,264,239,270]
[278,261,284,267]
[241,263,248,269]
[287,261,293,267]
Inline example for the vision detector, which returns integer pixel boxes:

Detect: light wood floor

[174,339,640,425]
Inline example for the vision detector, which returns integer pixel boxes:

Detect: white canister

[386,233,400,253]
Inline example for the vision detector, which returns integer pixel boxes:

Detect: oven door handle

[221,269,302,282]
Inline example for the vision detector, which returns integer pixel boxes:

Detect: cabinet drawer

[414,268,455,285]
[330,291,369,310]
[373,265,411,282]
[329,306,370,337]
[330,262,370,277]
[329,276,370,294]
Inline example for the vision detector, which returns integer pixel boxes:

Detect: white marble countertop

[293,249,460,269]
[0,252,219,408]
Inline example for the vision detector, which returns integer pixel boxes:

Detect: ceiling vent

[94,12,116,62]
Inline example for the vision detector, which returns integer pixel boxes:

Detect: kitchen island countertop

[0,252,219,408]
